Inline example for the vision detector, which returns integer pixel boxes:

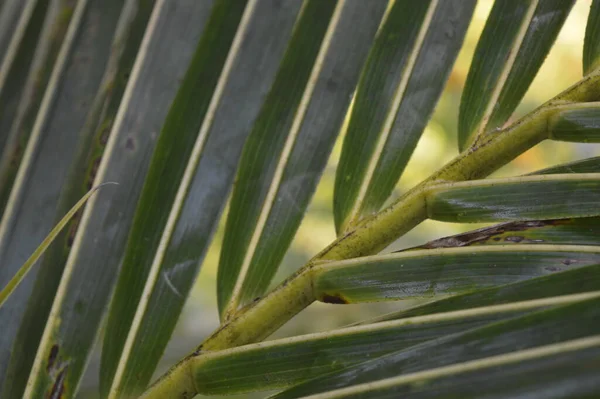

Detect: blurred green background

[78,0,600,396]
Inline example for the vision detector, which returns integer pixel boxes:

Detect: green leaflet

[273,297,600,398]
[100,0,317,396]
[584,0,600,74]
[217,0,389,320]
[306,338,600,398]
[98,0,248,396]
[3,1,157,397]
[412,218,600,250]
[333,0,475,233]
[0,0,74,217]
[0,184,111,308]
[365,263,600,322]
[312,245,600,304]
[0,1,28,60]
[0,0,48,170]
[184,294,576,396]
[21,2,217,396]
[548,105,600,142]
[529,155,600,174]
[427,174,600,223]
[0,0,126,384]
[458,0,574,150]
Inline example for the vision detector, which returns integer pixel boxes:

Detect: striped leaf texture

[100,0,316,396]
[0,1,599,398]
[2,0,158,397]
[0,0,127,384]
[333,0,475,234]
[20,2,216,396]
[458,0,574,150]
[217,0,389,320]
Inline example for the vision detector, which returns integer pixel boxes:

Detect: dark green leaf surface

[0,0,126,384]
[427,174,600,223]
[217,0,389,319]
[101,1,312,396]
[190,307,533,395]
[98,0,248,396]
[411,218,600,249]
[274,297,600,398]
[314,338,600,398]
[21,2,215,396]
[334,0,475,233]
[0,0,28,61]
[549,105,600,142]
[0,0,75,216]
[2,1,157,397]
[584,0,600,74]
[458,0,574,150]
[367,263,600,322]
[530,155,600,174]
[313,246,600,303]
[0,0,48,169]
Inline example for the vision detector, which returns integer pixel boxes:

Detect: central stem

[143,69,600,399]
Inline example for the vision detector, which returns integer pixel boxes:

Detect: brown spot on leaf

[125,137,135,151]
[48,365,68,399]
[404,220,561,251]
[47,344,59,372]
[321,293,349,304]
[86,157,101,191]
[66,210,82,248]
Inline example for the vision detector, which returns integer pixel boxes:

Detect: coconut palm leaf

[2,1,600,398]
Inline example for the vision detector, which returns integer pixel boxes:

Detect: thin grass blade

[217,0,389,320]
[0,184,111,308]
[458,0,574,150]
[1,1,157,397]
[0,0,127,382]
[20,2,216,396]
[333,0,475,233]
